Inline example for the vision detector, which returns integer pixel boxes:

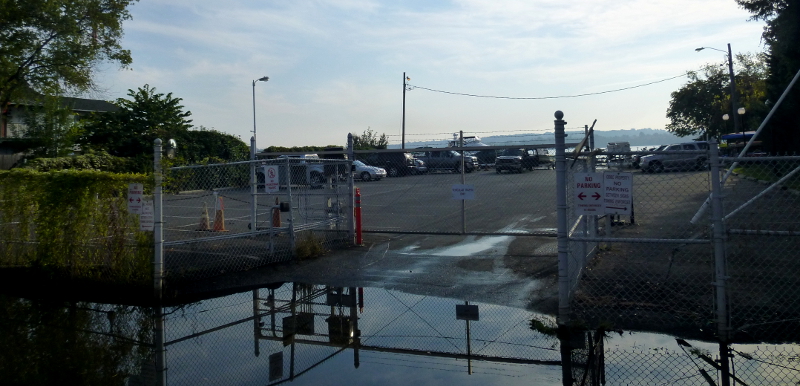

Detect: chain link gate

[154,141,354,284]
[552,111,800,385]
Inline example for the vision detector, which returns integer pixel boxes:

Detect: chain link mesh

[354,147,557,235]
[162,158,352,282]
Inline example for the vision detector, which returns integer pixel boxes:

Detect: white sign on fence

[139,200,154,231]
[127,183,143,214]
[451,184,475,200]
[574,173,604,214]
[263,165,279,193]
[603,172,633,215]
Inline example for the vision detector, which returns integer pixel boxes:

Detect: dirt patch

[456,258,494,272]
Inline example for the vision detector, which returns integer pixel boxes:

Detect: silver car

[354,160,387,181]
[640,141,710,173]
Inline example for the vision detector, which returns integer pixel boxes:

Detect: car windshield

[354,160,365,167]
[501,149,524,156]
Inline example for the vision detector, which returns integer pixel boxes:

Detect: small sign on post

[603,172,633,215]
[127,183,144,214]
[451,184,475,200]
[574,173,604,214]
[264,165,279,193]
[140,200,154,231]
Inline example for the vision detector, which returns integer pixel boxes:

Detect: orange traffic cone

[212,196,229,232]
[197,203,211,231]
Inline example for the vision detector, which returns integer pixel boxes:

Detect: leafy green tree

[0,0,137,108]
[18,96,84,158]
[352,127,388,150]
[80,84,192,157]
[178,127,250,164]
[736,0,800,153]
[666,53,768,139]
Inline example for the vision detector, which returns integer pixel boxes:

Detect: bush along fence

[0,168,153,285]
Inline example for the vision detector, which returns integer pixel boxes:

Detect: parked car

[640,141,710,173]
[494,148,544,173]
[412,158,428,174]
[632,145,666,169]
[362,152,419,177]
[353,160,386,181]
[412,148,478,173]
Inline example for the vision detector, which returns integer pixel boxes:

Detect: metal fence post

[460,130,466,234]
[153,139,166,386]
[251,136,257,234]
[286,156,296,256]
[709,140,731,385]
[555,111,569,323]
[347,133,355,244]
[554,111,573,386]
[153,139,163,300]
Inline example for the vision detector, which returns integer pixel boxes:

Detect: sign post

[603,172,633,216]
[127,183,144,214]
[264,165,279,193]
[574,173,604,215]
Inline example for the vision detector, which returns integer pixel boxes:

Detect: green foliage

[295,232,326,260]
[80,84,192,157]
[352,127,388,150]
[0,0,137,107]
[17,95,84,158]
[22,151,147,173]
[666,53,768,139]
[736,0,800,154]
[178,127,250,164]
[0,169,153,284]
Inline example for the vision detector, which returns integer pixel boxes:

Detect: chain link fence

[160,156,353,283]
[353,145,559,236]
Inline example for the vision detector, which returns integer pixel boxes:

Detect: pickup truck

[412,148,478,173]
[494,148,544,173]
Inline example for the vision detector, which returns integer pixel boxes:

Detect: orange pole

[355,188,362,245]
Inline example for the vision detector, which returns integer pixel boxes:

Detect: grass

[733,163,800,190]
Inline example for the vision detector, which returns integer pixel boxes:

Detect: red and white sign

[127,183,144,214]
[574,173,603,214]
[263,165,279,193]
[603,172,632,215]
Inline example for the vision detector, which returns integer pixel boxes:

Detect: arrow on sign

[607,206,627,211]
[592,192,601,200]
[578,192,586,200]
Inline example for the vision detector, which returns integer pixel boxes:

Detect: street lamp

[696,44,740,136]
[252,76,269,158]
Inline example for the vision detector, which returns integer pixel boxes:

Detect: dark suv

[495,148,542,173]
[363,152,419,177]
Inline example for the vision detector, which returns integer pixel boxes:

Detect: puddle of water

[1,284,798,385]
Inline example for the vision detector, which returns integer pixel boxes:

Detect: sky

[91,0,767,149]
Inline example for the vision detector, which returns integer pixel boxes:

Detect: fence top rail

[169,158,351,170]
[589,150,709,156]
[353,143,581,154]
[721,155,800,162]
[256,150,349,157]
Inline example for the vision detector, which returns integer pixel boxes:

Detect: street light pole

[402,72,407,149]
[252,76,269,158]
[696,45,740,136]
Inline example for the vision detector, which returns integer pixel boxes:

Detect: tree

[179,128,250,164]
[0,0,137,109]
[736,0,800,154]
[80,84,192,157]
[18,96,84,158]
[352,127,388,150]
[666,53,768,140]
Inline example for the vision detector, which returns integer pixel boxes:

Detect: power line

[408,73,689,100]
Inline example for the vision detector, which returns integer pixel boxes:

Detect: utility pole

[726,44,740,135]
[402,72,407,149]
